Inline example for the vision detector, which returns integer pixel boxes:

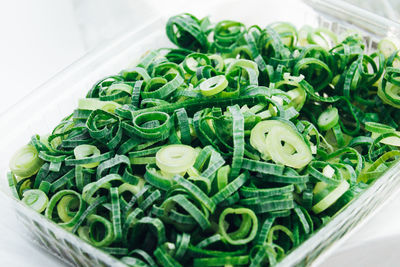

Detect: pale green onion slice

[21,189,48,213]
[78,98,121,113]
[250,120,295,160]
[156,144,197,174]
[265,123,312,169]
[312,179,349,214]
[73,144,101,168]
[378,38,398,59]
[199,75,228,96]
[287,87,306,111]
[9,145,43,178]
[318,107,339,131]
[251,120,312,168]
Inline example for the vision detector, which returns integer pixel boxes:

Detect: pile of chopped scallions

[7,13,400,267]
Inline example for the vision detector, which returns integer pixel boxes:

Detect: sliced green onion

[46,189,85,228]
[228,105,245,178]
[173,175,215,212]
[219,207,258,245]
[72,144,102,168]
[156,144,197,175]
[212,172,249,205]
[78,98,121,113]
[21,189,48,213]
[312,179,350,214]
[365,121,395,134]
[87,214,115,247]
[199,75,228,96]
[378,38,397,59]
[7,172,19,199]
[318,107,339,131]
[9,145,43,178]
[154,246,183,267]
[193,255,249,267]
[110,187,122,241]
[264,121,312,168]
[163,194,210,230]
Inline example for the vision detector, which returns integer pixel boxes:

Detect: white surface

[0,0,85,116]
[0,0,400,266]
[324,235,400,267]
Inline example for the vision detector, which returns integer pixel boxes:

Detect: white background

[1,0,400,266]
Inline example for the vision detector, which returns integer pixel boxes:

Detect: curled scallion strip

[219,207,258,245]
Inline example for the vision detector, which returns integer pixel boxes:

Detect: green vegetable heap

[7,13,400,266]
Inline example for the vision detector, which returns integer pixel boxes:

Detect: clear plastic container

[1,0,400,266]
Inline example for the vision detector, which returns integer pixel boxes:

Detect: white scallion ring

[200,75,228,96]
[156,144,197,175]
